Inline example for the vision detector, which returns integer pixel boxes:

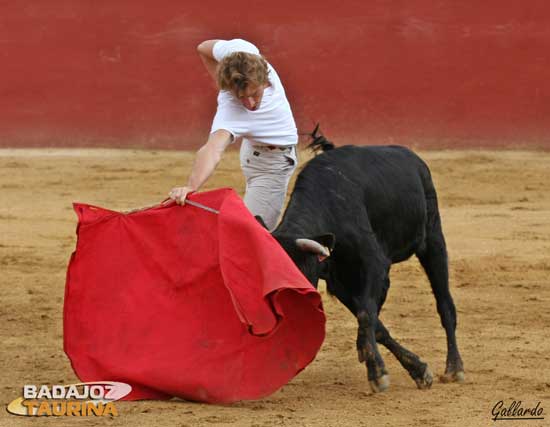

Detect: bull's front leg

[356,307,389,393]
[355,258,391,393]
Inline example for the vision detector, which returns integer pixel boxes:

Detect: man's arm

[197,39,221,83]
[169,129,233,205]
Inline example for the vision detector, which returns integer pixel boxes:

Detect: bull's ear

[312,233,335,251]
[295,233,335,262]
[254,215,268,230]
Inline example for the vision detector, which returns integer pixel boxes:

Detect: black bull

[263,131,464,393]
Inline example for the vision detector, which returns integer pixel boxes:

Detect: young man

[168,39,298,230]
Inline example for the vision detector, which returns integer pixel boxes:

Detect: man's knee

[244,196,281,230]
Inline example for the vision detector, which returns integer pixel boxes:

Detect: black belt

[253,145,293,151]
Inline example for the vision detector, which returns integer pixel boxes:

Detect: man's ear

[255,215,268,230]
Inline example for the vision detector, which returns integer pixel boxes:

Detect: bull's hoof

[440,370,465,383]
[414,366,433,390]
[369,374,390,393]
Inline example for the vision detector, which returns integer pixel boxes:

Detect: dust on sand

[1,148,549,427]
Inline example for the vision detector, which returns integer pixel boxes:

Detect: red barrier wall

[1,1,549,149]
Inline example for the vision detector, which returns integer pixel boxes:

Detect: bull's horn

[295,239,330,257]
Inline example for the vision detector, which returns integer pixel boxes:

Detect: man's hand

[168,186,194,205]
[167,130,233,206]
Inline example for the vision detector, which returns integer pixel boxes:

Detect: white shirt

[210,39,298,147]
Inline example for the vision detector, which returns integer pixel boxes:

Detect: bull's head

[273,233,335,287]
[256,216,335,287]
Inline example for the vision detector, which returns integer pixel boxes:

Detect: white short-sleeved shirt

[210,39,298,147]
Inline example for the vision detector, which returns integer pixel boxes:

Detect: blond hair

[217,52,269,95]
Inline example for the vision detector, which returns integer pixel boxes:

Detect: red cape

[63,189,325,403]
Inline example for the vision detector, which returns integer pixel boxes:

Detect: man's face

[236,84,266,111]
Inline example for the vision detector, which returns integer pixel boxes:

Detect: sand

[1,147,549,426]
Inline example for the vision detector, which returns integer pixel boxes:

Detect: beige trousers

[240,139,298,231]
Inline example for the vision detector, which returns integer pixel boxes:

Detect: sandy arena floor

[1,147,549,427]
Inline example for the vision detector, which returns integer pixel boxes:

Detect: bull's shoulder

[306,144,425,171]
[356,144,420,159]
[314,144,418,158]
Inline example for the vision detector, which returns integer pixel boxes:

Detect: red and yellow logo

[7,382,131,417]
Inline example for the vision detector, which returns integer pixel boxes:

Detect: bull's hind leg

[375,320,433,389]
[417,213,465,383]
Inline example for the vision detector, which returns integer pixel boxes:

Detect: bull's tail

[307,123,334,153]
[419,162,442,233]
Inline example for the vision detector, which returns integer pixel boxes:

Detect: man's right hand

[168,186,194,205]
[167,130,233,207]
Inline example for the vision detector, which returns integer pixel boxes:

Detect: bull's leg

[354,259,392,393]
[375,320,433,389]
[356,308,389,393]
[417,219,464,383]
[328,258,392,393]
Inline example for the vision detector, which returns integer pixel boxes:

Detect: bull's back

[299,145,433,261]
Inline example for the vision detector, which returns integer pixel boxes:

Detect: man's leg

[240,143,297,230]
